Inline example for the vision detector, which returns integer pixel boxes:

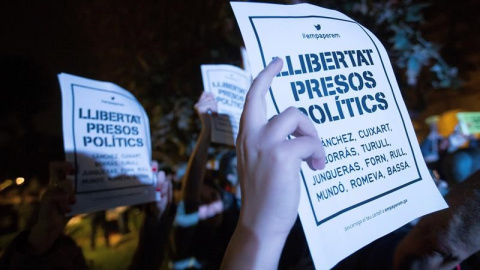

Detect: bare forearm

[221,224,288,270]
[182,128,211,207]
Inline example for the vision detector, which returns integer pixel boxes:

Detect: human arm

[181,91,218,212]
[0,162,87,270]
[220,58,326,269]
[28,161,76,255]
[128,168,175,270]
[394,170,480,270]
[168,92,219,269]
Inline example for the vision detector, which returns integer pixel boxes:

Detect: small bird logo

[314,24,321,30]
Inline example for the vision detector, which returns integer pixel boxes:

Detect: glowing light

[16,177,25,185]
[0,179,13,191]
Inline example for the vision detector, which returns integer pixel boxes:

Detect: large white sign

[58,73,157,215]
[201,64,251,146]
[231,2,447,269]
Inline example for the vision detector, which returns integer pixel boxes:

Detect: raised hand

[194,91,218,129]
[28,161,76,255]
[221,57,326,269]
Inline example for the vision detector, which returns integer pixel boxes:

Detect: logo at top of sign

[302,23,340,41]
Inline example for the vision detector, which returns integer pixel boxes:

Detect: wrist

[223,223,288,269]
[236,221,289,245]
[239,204,293,240]
[200,112,215,129]
[199,123,212,136]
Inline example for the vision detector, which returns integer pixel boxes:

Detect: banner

[201,64,251,146]
[58,73,157,214]
[231,2,447,269]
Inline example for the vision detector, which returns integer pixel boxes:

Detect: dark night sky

[0,0,239,182]
[0,2,93,181]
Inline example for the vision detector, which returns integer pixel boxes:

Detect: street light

[16,177,25,185]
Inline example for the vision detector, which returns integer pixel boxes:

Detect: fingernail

[156,188,162,192]
[152,167,158,172]
[268,57,279,66]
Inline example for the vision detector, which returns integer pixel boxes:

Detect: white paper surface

[58,73,157,215]
[231,2,448,269]
[201,64,251,146]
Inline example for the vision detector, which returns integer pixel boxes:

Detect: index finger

[241,58,283,130]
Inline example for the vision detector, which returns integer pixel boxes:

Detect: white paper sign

[58,73,157,215]
[201,64,251,146]
[231,2,448,269]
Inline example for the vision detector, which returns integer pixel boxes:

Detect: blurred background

[0,0,479,268]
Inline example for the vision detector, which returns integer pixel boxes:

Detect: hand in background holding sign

[151,160,173,219]
[181,91,218,212]
[195,91,218,135]
[221,58,326,269]
[28,162,77,255]
[58,73,156,214]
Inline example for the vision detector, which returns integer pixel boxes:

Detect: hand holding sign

[232,2,447,269]
[222,58,325,269]
[28,162,76,255]
[58,73,156,214]
[152,166,173,219]
[200,64,251,146]
[195,91,218,131]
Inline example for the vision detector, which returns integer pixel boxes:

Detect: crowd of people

[1,58,480,270]
[420,110,480,187]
